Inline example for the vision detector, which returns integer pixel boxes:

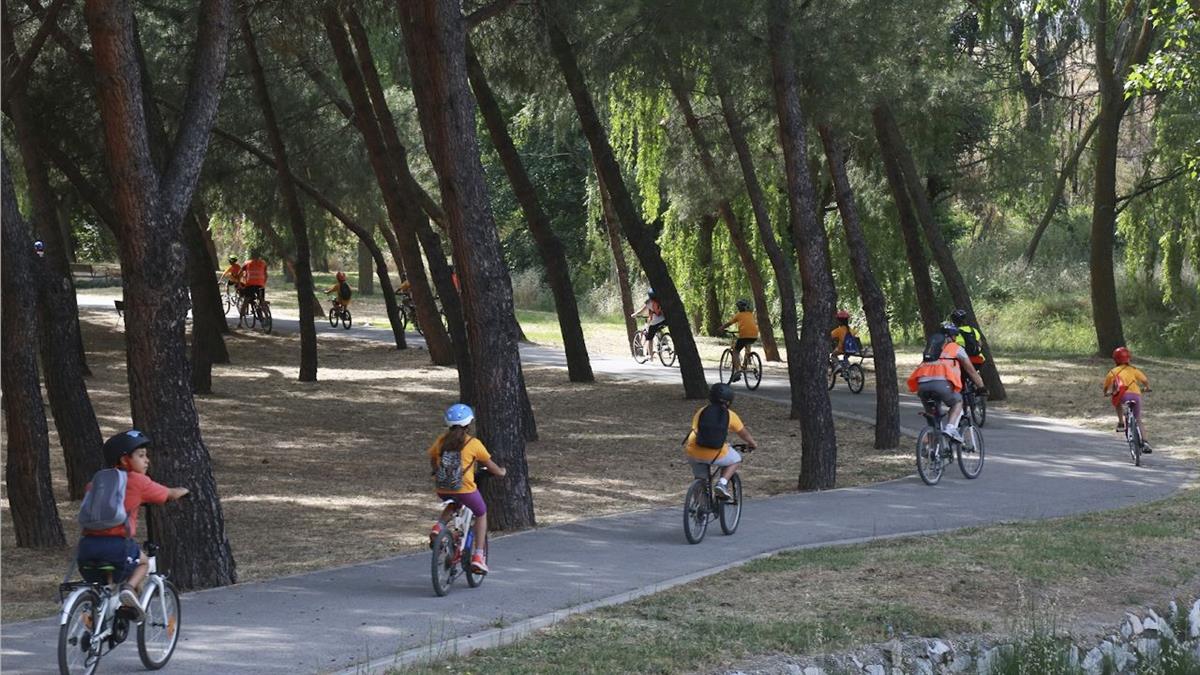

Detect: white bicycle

[58,541,181,674]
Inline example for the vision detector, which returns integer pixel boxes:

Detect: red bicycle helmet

[835,309,851,320]
[336,271,347,282]
[1112,346,1131,365]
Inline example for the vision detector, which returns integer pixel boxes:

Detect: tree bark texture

[698,213,721,336]
[542,5,708,398]
[767,0,839,489]
[466,39,594,383]
[397,0,535,530]
[83,0,237,588]
[2,153,67,548]
[595,159,639,348]
[666,68,780,360]
[818,125,900,450]
[357,241,374,295]
[242,13,318,382]
[715,77,805,414]
[871,104,942,337]
[322,7,455,366]
[875,103,1006,400]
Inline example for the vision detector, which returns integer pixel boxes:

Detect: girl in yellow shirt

[1104,347,1152,451]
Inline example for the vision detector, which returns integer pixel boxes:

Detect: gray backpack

[78,468,130,535]
[435,448,469,491]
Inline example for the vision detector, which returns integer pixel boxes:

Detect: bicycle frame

[442,500,476,561]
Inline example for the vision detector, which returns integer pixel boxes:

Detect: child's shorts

[77,536,140,584]
[437,490,487,517]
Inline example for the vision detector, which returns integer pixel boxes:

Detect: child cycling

[907,322,986,443]
[325,271,353,308]
[719,299,758,383]
[684,383,758,500]
[220,256,242,287]
[1104,347,1152,452]
[428,404,507,574]
[829,309,858,373]
[632,289,666,355]
[77,430,189,617]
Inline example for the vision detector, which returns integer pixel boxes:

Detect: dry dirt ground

[1,310,905,622]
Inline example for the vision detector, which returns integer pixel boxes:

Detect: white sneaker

[714,482,733,501]
[943,426,963,443]
[119,585,144,620]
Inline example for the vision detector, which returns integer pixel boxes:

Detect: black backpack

[958,326,982,357]
[338,281,352,301]
[922,332,949,362]
[694,404,729,449]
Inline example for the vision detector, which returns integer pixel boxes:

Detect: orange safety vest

[242,259,268,286]
[907,342,964,392]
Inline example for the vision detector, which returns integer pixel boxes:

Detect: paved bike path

[5,303,1191,673]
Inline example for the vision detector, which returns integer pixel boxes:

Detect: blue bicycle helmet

[444,403,474,427]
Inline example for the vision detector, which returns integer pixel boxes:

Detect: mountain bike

[683,444,752,544]
[58,542,181,675]
[915,392,985,486]
[719,332,762,390]
[430,499,486,597]
[239,291,272,334]
[326,296,352,330]
[826,352,866,394]
[221,281,239,315]
[631,326,676,367]
[963,378,987,427]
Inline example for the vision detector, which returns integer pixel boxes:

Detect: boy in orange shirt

[719,299,759,383]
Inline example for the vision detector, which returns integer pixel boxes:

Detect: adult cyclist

[907,322,986,443]
[950,309,987,370]
[632,289,667,356]
[239,250,269,306]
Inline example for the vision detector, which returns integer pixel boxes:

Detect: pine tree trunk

[84,0,237,589]
[543,6,708,398]
[357,241,374,295]
[715,77,805,415]
[5,77,105,498]
[242,13,317,382]
[818,125,900,450]
[767,0,839,489]
[871,104,942,337]
[378,221,406,280]
[596,160,639,347]
[1089,101,1127,355]
[322,7,455,366]
[466,39,594,383]
[698,214,721,336]
[398,0,535,529]
[2,153,67,548]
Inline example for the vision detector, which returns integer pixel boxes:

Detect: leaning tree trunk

[877,103,1006,400]
[698,213,721,336]
[398,0,535,530]
[596,160,639,347]
[819,125,900,450]
[84,0,237,589]
[665,69,780,360]
[2,153,66,548]
[357,241,374,295]
[715,75,805,414]
[767,0,839,489]
[5,74,104,498]
[1024,115,1099,264]
[543,6,708,399]
[466,39,594,383]
[243,13,317,382]
[872,104,941,337]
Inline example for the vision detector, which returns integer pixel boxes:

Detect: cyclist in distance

[1104,347,1152,452]
[326,271,354,308]
[428,404,507,574]
[950,308,987,369]
[829,309,857,373]
[78,431,189,617]
[684,383,758,501]
[719,299,759,383]
[632,289,667,356]
[907,322,986,443]
[220,256,242,288]
[239,250,269,305]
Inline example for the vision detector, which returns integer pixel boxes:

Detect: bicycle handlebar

[730,443,755,453]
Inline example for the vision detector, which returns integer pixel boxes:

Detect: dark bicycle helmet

[103,429,151,467]
[950,308,969,325]
[735,298,751,311]
[228,255,239,264]
[34,240,45,252]
[647,288,656,300]
[709,382,735,405]
[940,321,960,337]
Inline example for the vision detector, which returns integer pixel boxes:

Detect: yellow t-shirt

[326,282,353,306]
[729,311,759,339]
[685,408,745,462]
[1104,365,1149,395]
[830,325,854,353]
[427,434,491,494]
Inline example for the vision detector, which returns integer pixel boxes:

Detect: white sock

[717,477,728,486]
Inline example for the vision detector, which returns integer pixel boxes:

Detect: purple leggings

[437,490,487,517]
[1118,392,1142,420]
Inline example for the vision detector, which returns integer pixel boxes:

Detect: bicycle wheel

[328,307,338,327]
[915,427,944,486]
[683,479,710,544]
[138,580,181,670]
[258,303,272,334]
[744,352,762,390]
[957,424,985,479]
[464,535,485,589]
[632,331,649,364]
[223,290,233,315]
[826,362,837,390]
[658,333,677,367]
[1126,412,1142,466]
[846,363,865,394]
[719,474,743,535]
[431,530,456,596]
[239,300,252,329]
[58,588,100,675]
[719,349,734,383]
[342,308,352,329]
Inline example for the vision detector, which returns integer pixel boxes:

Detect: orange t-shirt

[82,471,170,538]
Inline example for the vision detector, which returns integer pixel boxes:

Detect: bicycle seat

[917,391,943,413]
